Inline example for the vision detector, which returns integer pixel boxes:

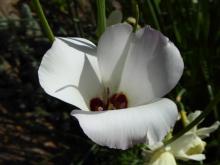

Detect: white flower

[168,132,206,161]
[38,23,184,149]
[146,111,220,164]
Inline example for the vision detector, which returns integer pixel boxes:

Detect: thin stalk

[133,4,139,32]
[164,91,220,146]
[179,106,188,127]
[208,84,219,119]
[96,0,106,38]
[176,88,186,102]
[176,89,187,127]
[32,0,54,43]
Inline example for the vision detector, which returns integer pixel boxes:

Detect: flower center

[90,93,128,111]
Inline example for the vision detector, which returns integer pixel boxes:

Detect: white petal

[170,133,206,161]
[71,98,178,149]
[187,110,202,123]
[118,26,184,106]
[97,23,133,93]
[197,121,220,138]
[175,151,205,161]
[38,38,103,110]
[58,37,101,81]
[186,110,202,131]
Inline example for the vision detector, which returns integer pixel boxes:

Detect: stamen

[89,91,128,111]
[110,93,128,109]
[90,98,105,111]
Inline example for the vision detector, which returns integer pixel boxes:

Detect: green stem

[32,0,55,43]
[133,4,139,32]
[164,91,220,146]
[96,0,106,38]
[176,89,188,127]
[146,0,161,30]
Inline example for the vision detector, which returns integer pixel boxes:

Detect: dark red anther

[90,97,105,111]
[110,93,128,109]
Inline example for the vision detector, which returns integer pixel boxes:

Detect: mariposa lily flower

[38,23,184,149]
[146,111,220,165]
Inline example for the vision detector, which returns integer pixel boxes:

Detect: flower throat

[90,91,128,111]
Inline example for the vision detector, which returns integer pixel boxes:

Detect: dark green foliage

[0,0,220,164]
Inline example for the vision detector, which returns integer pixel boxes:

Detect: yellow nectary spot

[186,140,206,155]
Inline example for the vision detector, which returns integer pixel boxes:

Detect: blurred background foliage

[0,0,220,164]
